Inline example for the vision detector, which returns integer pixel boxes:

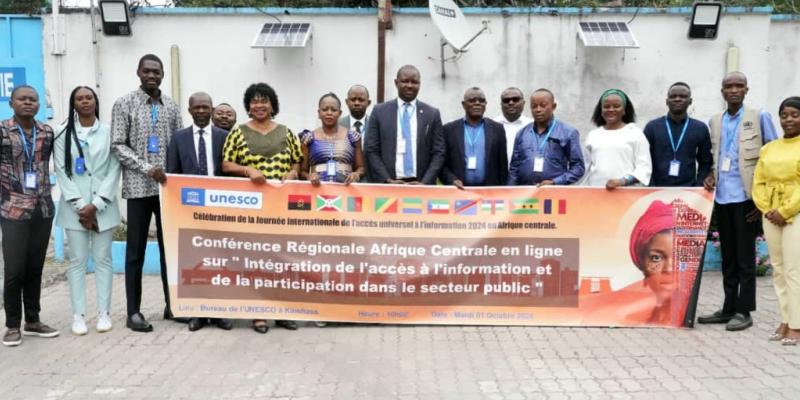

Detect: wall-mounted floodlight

[99,0,132,36]
[688,2,722,39]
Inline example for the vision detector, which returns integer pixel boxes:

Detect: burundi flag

[454,199,478,215]
[347,196,363,212]
[511,198,539,214]
[479,199,506,215]
[401,198,423,214]
[375,197,398,213]
[427,199,450,214]
[316,195,342,212]
[287,194,311,211]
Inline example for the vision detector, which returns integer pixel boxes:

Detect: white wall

[42,9,788,137]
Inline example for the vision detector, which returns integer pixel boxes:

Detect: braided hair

[59,86,99,179]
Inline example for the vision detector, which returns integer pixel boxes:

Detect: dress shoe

[215,318,233,331]
[697,309,734,324]
[275,320,298,330]
[22,322,60,338]
[126,313,153,333]
[252,320,269,334]
[726,313,753,331]
[188,318,205,332]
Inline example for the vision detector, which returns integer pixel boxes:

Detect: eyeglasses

[501,97,523,104]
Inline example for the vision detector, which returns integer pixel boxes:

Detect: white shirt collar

[397,98,418,110]
[193,124,212,135]
[495,114,530,125]
[350,116,366,130]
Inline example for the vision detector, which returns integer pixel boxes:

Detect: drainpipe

[170,45,181,107]
[377,0,392,102]
[726,46,739,73]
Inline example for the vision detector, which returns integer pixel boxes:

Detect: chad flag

[375,197,398,213]
[288,194,311,211]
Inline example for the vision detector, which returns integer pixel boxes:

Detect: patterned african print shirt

[222,124,302,179]
[0,118,55,220]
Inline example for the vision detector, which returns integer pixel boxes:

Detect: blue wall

[0,15,46,121]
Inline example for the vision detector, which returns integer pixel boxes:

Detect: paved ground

[0,270,798,399]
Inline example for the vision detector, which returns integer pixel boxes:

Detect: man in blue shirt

[698,72,778,331]
[643,82,712,187]
[440,87,507,187]
[508,88,584,186]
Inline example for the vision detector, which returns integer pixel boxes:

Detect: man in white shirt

[494,87,533,165]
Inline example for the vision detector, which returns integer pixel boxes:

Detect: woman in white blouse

[582,89,652,189]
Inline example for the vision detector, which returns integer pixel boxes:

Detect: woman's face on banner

[642,231,675,300]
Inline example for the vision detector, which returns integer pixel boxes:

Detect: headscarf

[600,89,628,108]
[629,200,675,270]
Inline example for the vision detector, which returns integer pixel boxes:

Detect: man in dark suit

[339,85,371,182]
[165,92,233,332]
[365,65,445,184]
[440,87,507,188]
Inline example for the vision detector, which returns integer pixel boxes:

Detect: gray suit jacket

[339,114,370,182]
[364,99,445,184]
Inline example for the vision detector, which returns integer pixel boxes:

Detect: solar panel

[578,21,639,48]
[251,23,312,48]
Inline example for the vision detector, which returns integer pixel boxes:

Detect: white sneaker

[96,312,113,333]
[72,315,88,336]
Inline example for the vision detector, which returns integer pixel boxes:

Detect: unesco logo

[181,188,262,210]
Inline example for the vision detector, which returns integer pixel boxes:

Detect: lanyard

[465,121,483,155]
[722,111,742,155]
[73,127,86,160]
[16,123,37,171]
[533,119,557,154]
[664,116,689,160]
[150,104,159,135]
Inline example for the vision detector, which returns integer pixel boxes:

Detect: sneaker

[97,312,113,333]
[22,322,60,338]
[314,321,328,328]
[72,315,88,336]
[2,328,22,346]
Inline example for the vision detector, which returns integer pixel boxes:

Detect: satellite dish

[429,0,485,52]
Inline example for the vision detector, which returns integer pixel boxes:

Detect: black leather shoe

[697,309,734,324]
[726,313,753,331]
[215,318,233,331]
[126,313,153,333]
[252,320,269,334]
[275,320,298,330]
[188,318,205,332]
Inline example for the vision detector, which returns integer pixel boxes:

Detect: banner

[161,175,713,328]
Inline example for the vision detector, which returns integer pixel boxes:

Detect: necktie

[401,103,413,177]
[197,129,208,176]
[354,120,362,133]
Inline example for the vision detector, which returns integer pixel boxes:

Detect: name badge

[326,159,337,177]
[398,139,406,154]
[721,157,732,172]
[668,160,681,177]
[147,135,159,153]
[467,156,477,170]
[533,157,545,172]
[25,172,37,189]
[75,157,86,175]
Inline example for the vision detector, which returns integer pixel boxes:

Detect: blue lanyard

[664,116,689,160]
[465,121,483,154]
[150,104,159,135]
[16,123,37,171]
[722,111,742,155]
[533,119,557,154]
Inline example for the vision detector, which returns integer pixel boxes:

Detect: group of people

[2,53,799,347]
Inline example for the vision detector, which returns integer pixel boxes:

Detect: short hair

[9,84,37,100]
[591,89,636,127]
[501,87,524,98]
[779,96,800,114]
[188,92,212,107]
[668,81,691,95]
[347,85,370,99]
[532,88,555,102]
[242,82,279,117]
[214,102,234,110]
[396,64,420,79]
[137,54,164,72]
[318,92,341,108]
[722,71,747,86]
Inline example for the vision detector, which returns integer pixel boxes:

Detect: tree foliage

[0,0,48,14]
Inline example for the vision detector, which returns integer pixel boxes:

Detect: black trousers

[715,200,759,314]
[125,196,170,317]
[2,207,53,328]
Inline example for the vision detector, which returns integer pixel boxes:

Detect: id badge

[24,172,37,189]
[326,160,337,177]
[147,135,159,153]
[467,156,477,170]
[668,160,681,177]
[398,139,406,154]
[75,157,86,175]
[721,157,732,172]
[533,157,545,172]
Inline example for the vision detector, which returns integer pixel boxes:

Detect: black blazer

[364,98,445,184]
[166,126,228,176]
[440,118,508,186]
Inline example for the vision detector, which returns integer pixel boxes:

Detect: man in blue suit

[365,65,445,184]
[166,92,233,332]
[440,87,508,188]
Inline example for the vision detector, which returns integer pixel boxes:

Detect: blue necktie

[401,103,413,177]
[198,129,208,176]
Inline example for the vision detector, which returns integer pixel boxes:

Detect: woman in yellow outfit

[753,96,800,346]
